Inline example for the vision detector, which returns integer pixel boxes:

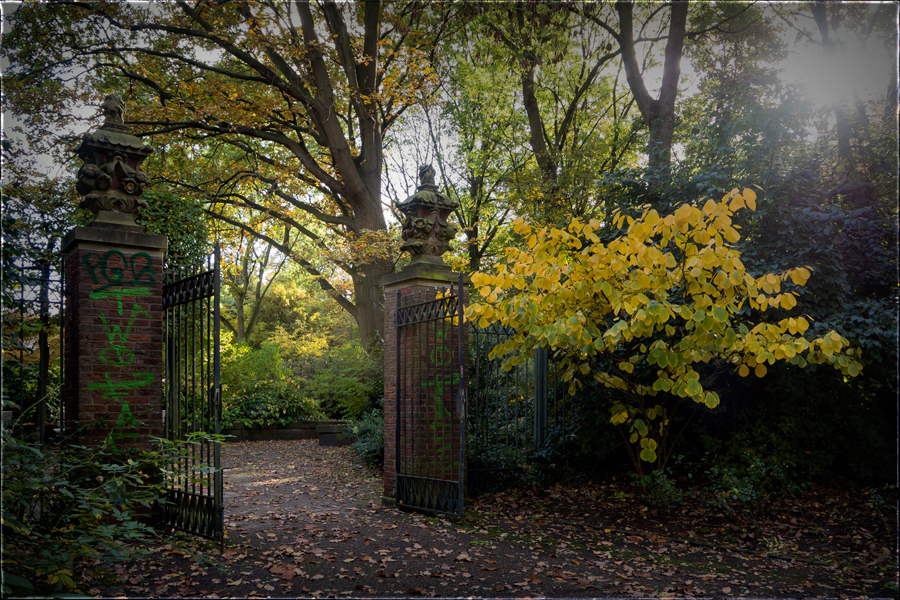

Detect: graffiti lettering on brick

[420,324,458,466]
[82,250,156,290]
[84,249,159,449]
[107,400,140,450]
[90,286,153,316]
[97,304,151,366]
[88,371,155,400]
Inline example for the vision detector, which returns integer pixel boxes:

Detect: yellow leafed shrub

[467,188,863,474]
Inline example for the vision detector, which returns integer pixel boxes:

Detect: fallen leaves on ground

[75,440,897,598]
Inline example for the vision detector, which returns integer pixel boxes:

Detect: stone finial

[396,165,458,264]
[101,94,126,126]
[418,164,436,187]
[75,94,154,226]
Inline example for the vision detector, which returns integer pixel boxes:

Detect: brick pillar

[62,224,167,451]
[381,262,468,503]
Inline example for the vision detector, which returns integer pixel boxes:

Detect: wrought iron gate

[394,275,467,516]
[468,331,573,496]
[468,323,533,494]
[160,244,223,542]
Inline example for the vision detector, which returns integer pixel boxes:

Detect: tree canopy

[3,0,900,474]
[3,0,458,352]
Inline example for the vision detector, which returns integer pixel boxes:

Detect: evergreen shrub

[349,408,384,468]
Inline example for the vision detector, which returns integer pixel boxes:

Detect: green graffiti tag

[82,250,156,290]
[106,400,140,451]
[98,304,151,366]
[82,249,159,449]
[419,327,460,466]
[90,287,153,316]
[88,371,155,400]
[429,328,456,366]
[420,372,461,402]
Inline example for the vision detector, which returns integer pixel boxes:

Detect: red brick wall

[383,286,399,496]
[383,280,468,499]
[64,246,164,450]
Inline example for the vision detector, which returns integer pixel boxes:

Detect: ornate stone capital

[75,94,154,224]
[396,165,458,262]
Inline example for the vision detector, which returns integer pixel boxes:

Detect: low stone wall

[223,420,349,445]
[317,422,352,446]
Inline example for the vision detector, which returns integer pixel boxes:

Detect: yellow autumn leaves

[466,187,863,464]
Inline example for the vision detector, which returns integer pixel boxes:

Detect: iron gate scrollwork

[160,244,222,542]
[395,274,467,517]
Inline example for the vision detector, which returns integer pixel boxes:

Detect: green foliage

[134,189,210,267]
[469,190,863,476]
[302,343,381,420]
[0,423,157,595]
[702,450,799,515]
[221,338,284,386]
[251,273,357,351]
[865,484,899,522]
[684,358,897,486]
[222,381,324,430]
[348,408,385,469]
[260,281,381,420]
[220,338,325,428]
[219,272,380,425]
[630,469,683,514]
[1,403,227,596]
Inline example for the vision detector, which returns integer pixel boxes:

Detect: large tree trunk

[617,0,688,173]
[350,166,390,354]
[354,259,392,354]
[647,103,677,172]
[521,63,557,182]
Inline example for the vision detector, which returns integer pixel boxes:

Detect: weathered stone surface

[61,225,167,254]
[74,94,154,224]
[396,165,458,261]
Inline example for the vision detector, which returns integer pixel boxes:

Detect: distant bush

[220,339,325,428]
[222,381,325,429]
[630,469,683,514]
[349,408,384,468]
[304,343,380,420]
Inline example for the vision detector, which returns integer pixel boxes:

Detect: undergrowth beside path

[77,440,897,598]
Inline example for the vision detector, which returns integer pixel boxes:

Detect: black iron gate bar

[394,275,466,517]
[467,322,532,494]
[467,326,576,496]
[2,257,66,446]
[161,244,222,542]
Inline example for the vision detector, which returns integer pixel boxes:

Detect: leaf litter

[78,439,896,598]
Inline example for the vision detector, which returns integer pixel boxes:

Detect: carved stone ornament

[396,165,459,260]
[75,94,154,222]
